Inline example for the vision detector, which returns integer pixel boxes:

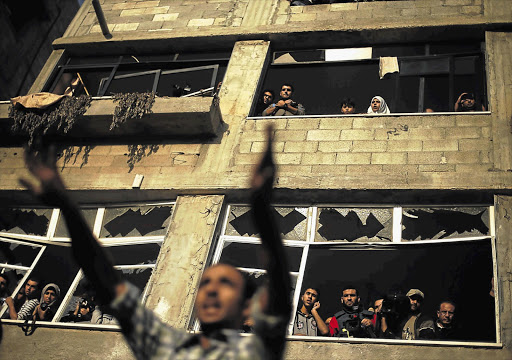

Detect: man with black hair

[20,125,291,359]
[329,286,374,338]
[263,84,305,116]
[254,89,275,116]
[4,276,40,320]
[454,92,485,112]
[293,287,329,336]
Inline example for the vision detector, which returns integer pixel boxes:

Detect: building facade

[0,0,511,359]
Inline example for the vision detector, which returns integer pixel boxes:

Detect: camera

[40,302,48,310]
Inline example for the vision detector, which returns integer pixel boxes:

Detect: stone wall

[237,114,492,175]
[63,0,506,39]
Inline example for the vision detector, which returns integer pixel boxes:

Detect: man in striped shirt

[5,277,40,320]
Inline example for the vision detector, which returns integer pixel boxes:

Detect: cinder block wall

[1,1,512,360]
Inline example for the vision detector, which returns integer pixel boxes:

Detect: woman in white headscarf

[33,283,60,321]
[367,96,391,114]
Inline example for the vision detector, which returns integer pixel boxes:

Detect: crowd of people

[0,273,116,324]
[254,83,484,116]
[0,275,62,322]
[292,284,495,341]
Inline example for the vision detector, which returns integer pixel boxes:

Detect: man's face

[0,276,7,295]
[341,289,359,307]
[341,104,355,114]
[461,97,475,109]
[43,289,57,304]
[195,264,246,329]
[437,303,455,326]
[409,295,422,312]
[263,92,273,105]
[301,288,318,308]
[280,86,293,99]
[24,280,39,298]
[371,98,381,112]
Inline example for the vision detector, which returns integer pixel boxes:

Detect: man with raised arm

[293,287,329,336]
[20,125,291,360]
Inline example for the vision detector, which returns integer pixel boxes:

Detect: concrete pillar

[144,195,225,329]
[200,40,271,175]
[486,32,512,171]
[28,49,66,94]
[494,195,512,349]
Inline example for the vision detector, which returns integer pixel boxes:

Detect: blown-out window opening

[209,204,499,346]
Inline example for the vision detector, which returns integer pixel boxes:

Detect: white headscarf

[367,96,391,114]
[40,283,61,307]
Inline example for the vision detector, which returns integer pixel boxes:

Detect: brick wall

[74,0,250,36]
[280,0,484,26]
[67,0,492,37]
[236,114,492,176]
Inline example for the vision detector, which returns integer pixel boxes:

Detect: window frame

[0,201,174,330]
[208,203,501,347]
[250,42,488,117]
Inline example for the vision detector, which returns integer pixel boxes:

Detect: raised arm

[250,125,291,317]
[20,148,122,305]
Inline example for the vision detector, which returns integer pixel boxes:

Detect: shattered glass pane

[0,240,41,267]
[226,206,308,240]
[100,205,173,238]
[0,208,52,236]
[402,207,490,241]
[220,242,302,272]
[315,208,393,242]
[55,209,98,238]
[104,243,162,266]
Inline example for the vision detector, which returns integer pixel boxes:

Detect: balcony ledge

[0,96,222,145]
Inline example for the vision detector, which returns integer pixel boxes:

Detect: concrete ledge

[0,96,222,144]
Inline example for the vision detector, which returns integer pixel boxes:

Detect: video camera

[340,309,375,338]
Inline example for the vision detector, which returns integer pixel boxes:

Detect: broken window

[253,41,486,116]
[46,52,230,97]
[0,208,52,237]
[0,201,171,327]
[99,205,173,238]
[402,207,490,241]
[212,204,497,344]
[315,207,393,242]
[54,209,97,238]
[226,206,308,240]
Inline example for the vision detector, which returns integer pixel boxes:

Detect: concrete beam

[0,96,222,144]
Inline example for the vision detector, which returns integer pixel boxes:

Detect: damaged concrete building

[0,0,511,358]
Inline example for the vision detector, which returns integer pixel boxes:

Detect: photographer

[263,84,305,116]
[61,294,95,323]
[329,286,375,338]
[381,289,434,340]
[33,283,60,321]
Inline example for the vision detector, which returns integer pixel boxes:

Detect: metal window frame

[214,204,499,346]
[0,201,174,329]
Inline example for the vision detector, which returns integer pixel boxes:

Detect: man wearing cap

[398,289,434,340]
[454,92,485,112]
